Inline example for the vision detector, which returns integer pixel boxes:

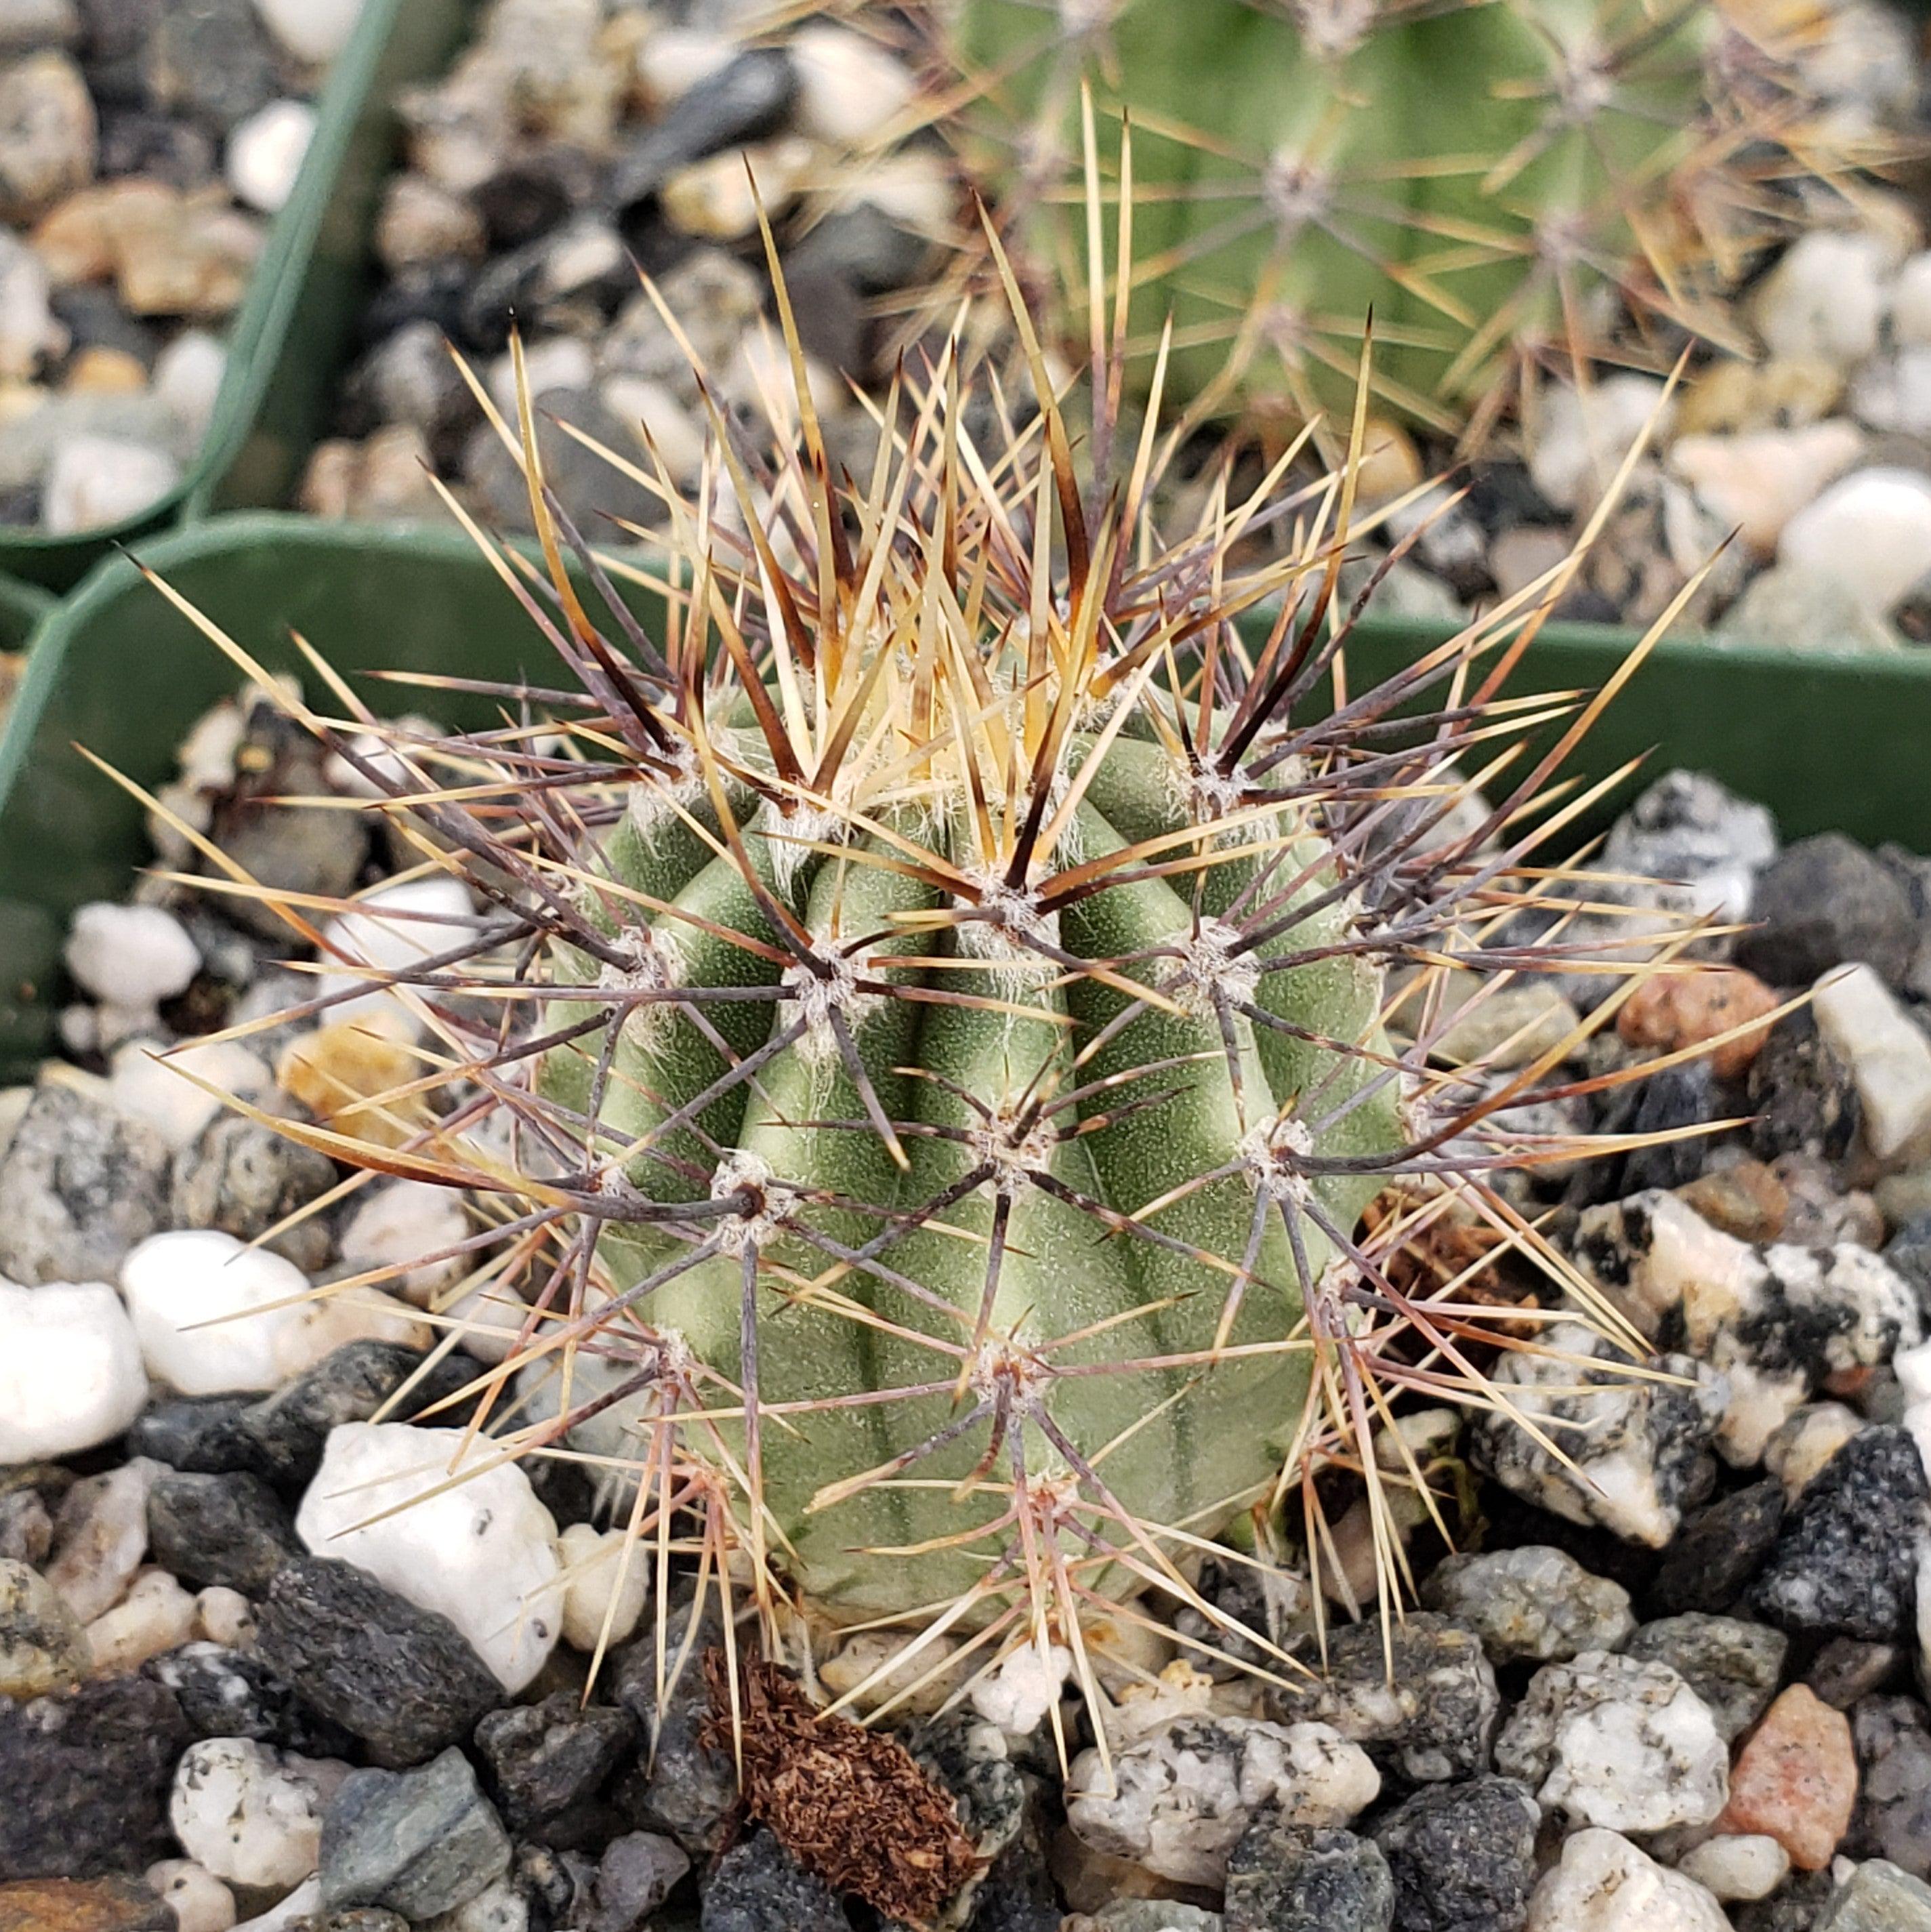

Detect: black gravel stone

[147,1468,303,1594]
[1620,1061,1724,1194]
[1751,1426,1930,1641]
[1273,1614,1497,1786]
[126,1393,266,1474]
[585,1831,690,1932]
[1886,1215,1931,1319]
[1650,1478,1786,1616]
[1808,1638,1905,1709]
[320,1748,512,1920]
[140,0,279,131]
[1848,1695,1931,1879]
[96,106,218,187]
[145,1641,354,1758]
[473,1692,638,1844]
[0,1675,191,1879]
[1225,1811,1394,1932]
[254,1557,505,1769]
[610,49,797,205]
[1371,1776,1539,1932]
[1738,832,1918,989]
[699,1832,848,1932]
[610,1600,736,1856]
[237,1342,482,1490]
[1732,1870,1835,1932]
[1748,1008,1862,1164]
[47,283,162,365]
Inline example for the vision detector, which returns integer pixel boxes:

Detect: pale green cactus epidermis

[537,726,1401,1622]
[959,0,1714,410]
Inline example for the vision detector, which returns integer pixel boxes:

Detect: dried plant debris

[704,1652,981,1923]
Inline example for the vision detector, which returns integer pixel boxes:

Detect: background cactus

[175,198,1686,1689]
[929,0,1885,433]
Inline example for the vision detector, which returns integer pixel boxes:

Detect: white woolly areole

[1262,148,1333,237]
[599,923,680,1049]
[957,877,1062,980]
[709,1150,791,1254]
[779,950,877,1065]
[769,798,841,893]
[1293,0,1377,57]
[625,743,707,848]
[969,1103,1058,1194]
[1240,1114,1315,1204]
[1165,916,1260,1019]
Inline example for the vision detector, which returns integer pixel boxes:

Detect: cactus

[932,0,1881,432]
[167,179,1691,1700]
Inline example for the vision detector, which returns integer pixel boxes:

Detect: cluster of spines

[106,143,1769,1746]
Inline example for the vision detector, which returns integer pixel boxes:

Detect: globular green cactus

[201,220,1662,1683]
[937,0,1878,431]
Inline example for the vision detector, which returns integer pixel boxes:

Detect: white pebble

[64,902,200,1012]
[0,1277,147,1463]
[121,1230,426,1397]
[319,876,477,1031]
[1751,230,1896,369]
[108,1037,273,1153]
[1894,251,1931,346]
[1529,1828,1730,1931]
[1813,964,1931,1164]
[1066,1714,1379,1886]
[296,1422,562,1691]
[789,24,917,144]
[87,1566,199,1673]
[1676,1832,1791,1902]
[1780,468,1931,618]
[251,0,362,64]
[556,1523,650,1653]
[970,1641,1072,1735]
[154,331,229,446]
[1669,422,1864,556]
[226,100,315,213]
[46,1458,161,1623]
[631,27,732,106]
[339,1180,470,1304]
[1763,1402,1864,1501]
[146,1861,239,1932]
[1495,1651,1729,1834]
[600,375,705,487]
[44,436,184,537]
[486,336,594,415]
[196,1586,256,1648]
[169,1738,349,1891]
[1527,375,1672,514]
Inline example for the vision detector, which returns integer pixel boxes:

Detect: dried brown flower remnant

[703,1652,981,1925]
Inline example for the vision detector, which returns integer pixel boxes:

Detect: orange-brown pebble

[0,1878,171,1932]
[1618,967,1780,1080]
[1714,1683,1857,1871]
[276,1019,428,1152]
[1676,1157,1790,1244]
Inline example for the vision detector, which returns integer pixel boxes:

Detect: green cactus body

[539,725,1400,1623]
[951,0,1754,420]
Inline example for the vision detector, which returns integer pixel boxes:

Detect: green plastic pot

[0,0,470,592]
[0,575,54,653]
[3,512,1930,1078]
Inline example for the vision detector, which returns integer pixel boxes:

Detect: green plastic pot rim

[0,0,411,567]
